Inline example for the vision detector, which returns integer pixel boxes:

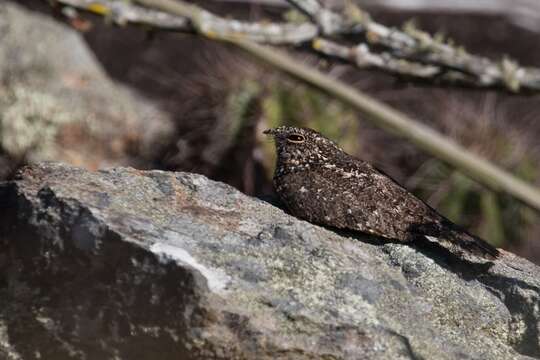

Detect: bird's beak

[263,128,276,136]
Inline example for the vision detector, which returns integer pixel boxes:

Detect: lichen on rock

[0,86,74,160]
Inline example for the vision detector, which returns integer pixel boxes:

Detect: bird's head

[263,126,343,170]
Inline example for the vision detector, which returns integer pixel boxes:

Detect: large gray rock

[0,3,173,176]
[0,162,539,359]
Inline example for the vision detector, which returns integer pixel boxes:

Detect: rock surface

[1,162,540,359]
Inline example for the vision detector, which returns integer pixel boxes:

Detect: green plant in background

[192,75,263,168]
[411,156,538,248]
[225,80,262,144]
[261,80,360,176]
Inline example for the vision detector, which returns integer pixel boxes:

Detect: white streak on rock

[150,243,230,293]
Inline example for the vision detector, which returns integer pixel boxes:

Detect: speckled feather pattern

[266,126,499,259]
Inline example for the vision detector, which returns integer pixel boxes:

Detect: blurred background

[3,0,540,262]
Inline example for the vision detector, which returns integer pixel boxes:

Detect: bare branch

[58,0,190,30]
[57,0,317,44]
[282,0,357,35]
[313,38,441,78]
[195,13,318,44]
[282,0,540,91]
[366,20,540,91]
[300,0,540,91]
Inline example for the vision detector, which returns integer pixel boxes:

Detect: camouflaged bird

[264,126,499,260]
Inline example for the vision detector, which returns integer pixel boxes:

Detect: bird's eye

[286,134,305,143]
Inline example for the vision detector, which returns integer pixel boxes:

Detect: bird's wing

[276,159,498,259]
[335,160,499,258]
[275,160,432,241]
[279,160,499,259]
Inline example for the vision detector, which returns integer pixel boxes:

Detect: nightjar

[264,126,499,260]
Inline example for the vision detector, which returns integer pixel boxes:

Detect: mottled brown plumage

[264,126,499,260]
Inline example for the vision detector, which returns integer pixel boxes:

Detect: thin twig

[313,38,442,78]
[58,0,191,30]
[282,0,359,35]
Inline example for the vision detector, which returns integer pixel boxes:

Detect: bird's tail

[426,225,499,261]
